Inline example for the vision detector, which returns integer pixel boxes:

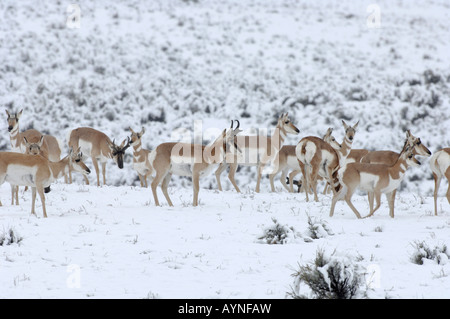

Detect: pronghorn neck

[132,140,143,154]
[272,124,287,151]
[48,156,70,181]
[340,136,353,158]
[9,125,20,149]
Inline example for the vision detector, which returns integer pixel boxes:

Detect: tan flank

[429,148,450,215]
[330,144,420,219]
[0,148,90,218]
[129,127,153,187]
[150,121,241,207]
[215,113,300,193]
[67,127,131,186]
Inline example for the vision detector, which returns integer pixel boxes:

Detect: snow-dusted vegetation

[0,0,449,299]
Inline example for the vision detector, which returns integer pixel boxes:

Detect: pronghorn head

[323,128,341,150]
[402,145,421,167]
[405,130,432,157]
[342,120,359,142]
[107,137,131,169]
[23,136,44,155]
[5,109,23,132]
[129,127,145,146]
[278,113,300,135]
[225,120,242,153]
[69,147,91,175]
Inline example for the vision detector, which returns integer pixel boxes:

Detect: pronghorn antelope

[296,120,359,202]
[0,148,90,218]
[269,128,341,193]
[129,127,153,187]
[67,127,131,186]
[359,130,431,214]
[329,145,420,219]
[150,120,242,207]
[429,148,450,215]
[6,110,63,205]
[215,113,300,193]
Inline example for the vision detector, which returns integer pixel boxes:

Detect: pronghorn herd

[1,110,449,219]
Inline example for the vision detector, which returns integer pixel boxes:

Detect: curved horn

[234,120,240,130]
[230,120,234,129]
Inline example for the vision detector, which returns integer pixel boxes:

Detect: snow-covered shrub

[0,227,23,246]
[305,214,334,240]
[410,240,449,265]
[289,249,363,299]
[257,218,299,245]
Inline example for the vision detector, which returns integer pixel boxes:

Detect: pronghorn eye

[285,121,289,124]
[75,159,80,163]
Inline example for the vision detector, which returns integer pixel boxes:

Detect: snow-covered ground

[0,181,449,299]
[1,0,450,299]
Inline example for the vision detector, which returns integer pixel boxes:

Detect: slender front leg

[227,162,241,193]
[161,173,173,207]
[31,187,37,216]
[101,162,107,186]
[192,171,200,207]
[37,186,47,218]
[214,162,227,191]
[91,157,100,186]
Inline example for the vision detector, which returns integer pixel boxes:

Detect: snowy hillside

[0,0,450,300]
[0,0,449,192]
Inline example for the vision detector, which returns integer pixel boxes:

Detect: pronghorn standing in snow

[67,127,131,186]
[296,120,359,202]
[0,148,90,217]
[215,113,300,193]
[329,144,420,219]
[150,120,242,207]
[359,130,431,214]
[5,109,63,204]
[429,148,450,215]
[129,127,153,187]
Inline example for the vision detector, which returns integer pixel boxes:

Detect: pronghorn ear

[129,127,135,134]
[140,127,145,136]
[342,120,349,129]
[353,121,359,129]
[23,137,30,146]
[5,110,10,118]
[38,136,44,147]
[406,129,411,138]
[17,109,23,119]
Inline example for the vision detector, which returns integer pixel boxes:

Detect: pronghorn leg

[10,185,15,205]
[330,185,347,217]
[387,190,396,218]
[366,192,382,218]
[151,169,169,207]
[310,166,320,202]
[344,191,362,219]
[269,172,278,192]
[255,163,263,193]
[91,157,100,186]
[280,169,290,192]
[192,171,201,207]
[36,186,47,218]
[101,162,107,186]
[161,173,173,207]
[299,161,310,201]
[31,187,37,216]
[227,162,241,193]
[433,172,441,216]
[214,162,227,191]
[368,192,375,214]
[138,174,145,187]
[289,170,301,193]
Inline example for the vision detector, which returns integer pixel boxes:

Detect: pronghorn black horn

[230,120,234,129]
[234,120,240,130]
